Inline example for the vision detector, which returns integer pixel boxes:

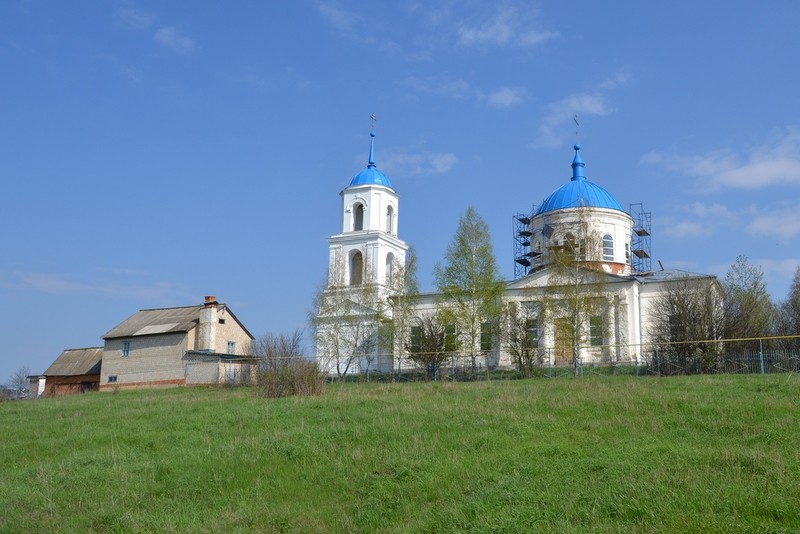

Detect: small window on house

[122,341,130,357]
[480,322,493,352]
[603,234,614,261]
[386,205,394,235]
[350,251,363,285]
[227,341,236,354]
[590,316,604,346]
[354,203,364,231]
[108,375,118,383]
[218,318,226,324]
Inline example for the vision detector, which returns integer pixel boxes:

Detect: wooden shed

[43,347,103,396]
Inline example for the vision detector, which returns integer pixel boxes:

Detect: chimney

[197,295,218,352]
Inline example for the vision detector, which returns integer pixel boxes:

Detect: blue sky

[2,1,799,381]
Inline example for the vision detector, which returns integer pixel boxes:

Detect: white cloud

[1,271,181,301]
[154,26,198,53]
[457,7,558,48]
[662,202,737,238]
[458,9,514,45]
[663,220,706,238]
[758,258,800,278]
[403,75,475,100]
[746,208,800,239]
[20,273,89,294]
[534,93,612,148]
[517,30,560,47]
[115,8,155,30]
[317,2,360,32]
[599,71,632,90]
[532,71,631,148]
[382,151,458,176]
[487,87,525,108]
[645,127,800,191]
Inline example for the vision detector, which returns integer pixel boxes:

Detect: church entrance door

[554,318,574,365]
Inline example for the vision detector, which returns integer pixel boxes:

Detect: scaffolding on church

[512,208,545,279]
[629,202,652,272]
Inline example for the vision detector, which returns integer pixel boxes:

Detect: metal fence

[334,335,800,382]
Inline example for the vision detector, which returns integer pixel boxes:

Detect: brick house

[99,296,255,390]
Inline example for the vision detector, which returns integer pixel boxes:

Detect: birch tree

[543,210,608,370]
[434,206,504,372]
[722,255,775,341]
[311,256,388,380]
[777,267,800,350]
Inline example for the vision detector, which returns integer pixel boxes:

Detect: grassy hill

[2,375,799,532]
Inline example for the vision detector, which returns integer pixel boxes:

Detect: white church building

[314,131,720,376]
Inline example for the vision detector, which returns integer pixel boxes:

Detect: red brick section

[99,378,186,391]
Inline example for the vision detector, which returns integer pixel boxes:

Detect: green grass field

[2,375,799,533]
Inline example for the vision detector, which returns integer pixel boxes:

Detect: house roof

[44,347,103,376]
[102,303,255,341]
[103,305,201,339]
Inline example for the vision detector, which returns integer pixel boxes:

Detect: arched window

[564,233,578,256]
[603,234,614,261]
[350,252,363,285]
[386,206,394,235]
[386,253,395,285]
[353,203,364,231]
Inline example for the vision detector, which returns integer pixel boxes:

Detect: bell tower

[327,128,407,291]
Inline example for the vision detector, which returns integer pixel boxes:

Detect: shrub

[256,359,324,398]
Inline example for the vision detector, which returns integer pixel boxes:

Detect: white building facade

[316,138,720,374]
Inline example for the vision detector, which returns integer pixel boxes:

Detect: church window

[625,242,631,264]
[386,253,395,285]
[480,322,493,352]
[386,206,394,235]
[603,234,614,261]
[350,252,363,285]
[409,325,422,353]
[525,318,539,348]
[590,316,604,346]
[564,233,576,250]
[354,203,364,231]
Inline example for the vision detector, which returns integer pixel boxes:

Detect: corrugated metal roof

[633,269,717,284]
[102,306,201,339]
[44,347,103,376]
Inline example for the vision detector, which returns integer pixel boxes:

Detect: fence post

[655,347,660,377]
[759,338,765,375]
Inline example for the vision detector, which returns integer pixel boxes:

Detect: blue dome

[535,144,623,216]
[348,132,394,189]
